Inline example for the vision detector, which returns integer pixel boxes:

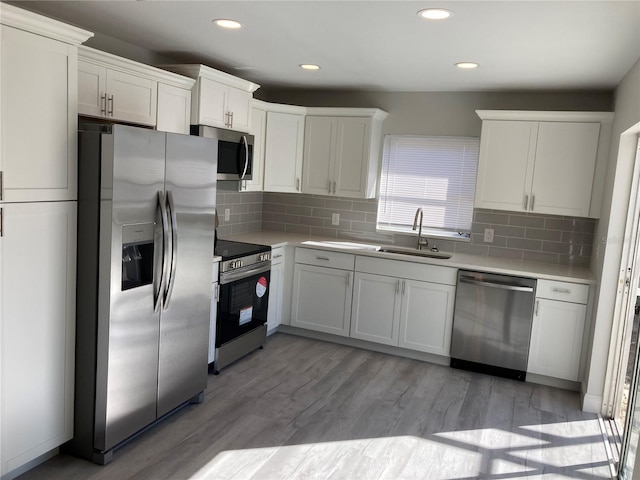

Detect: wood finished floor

[19,333,612,480]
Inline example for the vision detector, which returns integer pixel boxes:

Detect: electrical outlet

[484,228,494,243]
[224,208,230,222]
[332,213,340,226]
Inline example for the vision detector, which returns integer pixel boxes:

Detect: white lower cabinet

[350,270,455,355]
[527,280,589,381]
[267,247,285,334]
[398,280,456,356]
[291,249,355,336]
[350,273,402,345]
[291,264,353,336]
[1,201,77,476]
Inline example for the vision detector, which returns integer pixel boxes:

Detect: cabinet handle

[346,272,352,287]
[273,254,282,259]
[316,256,330,261]
[552,287,571,294]
[530,195,535,211]
[296,178,300,191]
[328,180,332,194]
[523,194,529,210]
[402,280,406,295]
[0,171,3,201]
[215,283,220,302]
[535,300,539,316]
[396,280,400,294]
[107,94,114,116]
[333,181,337,194]
[0,207,3,237]
[100,93,107,115]
[230,111,234,127]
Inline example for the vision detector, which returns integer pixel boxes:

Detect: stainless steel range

[212,240,271,373]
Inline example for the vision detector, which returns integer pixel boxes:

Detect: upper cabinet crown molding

[80,46,195,89]
[306,107,389,122]
[476,109,614,123]
[160,64,260,93]
[0,3,93,45]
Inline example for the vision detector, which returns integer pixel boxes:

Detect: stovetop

[215,239,270,261]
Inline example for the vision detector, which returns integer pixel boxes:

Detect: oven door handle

[220,263,271,285]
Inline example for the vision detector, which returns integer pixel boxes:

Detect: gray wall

[584,58,640,412]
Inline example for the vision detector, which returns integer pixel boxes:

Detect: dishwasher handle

[459,276,534,293]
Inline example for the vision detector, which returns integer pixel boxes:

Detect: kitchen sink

[378,247,452,259]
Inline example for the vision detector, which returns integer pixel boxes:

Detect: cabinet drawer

[271,246,285,265]
[295,248,355,270]
[536,279,589,304]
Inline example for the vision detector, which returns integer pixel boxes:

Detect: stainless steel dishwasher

[450,270,536,380]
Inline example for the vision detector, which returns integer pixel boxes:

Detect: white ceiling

[12,1,640,92]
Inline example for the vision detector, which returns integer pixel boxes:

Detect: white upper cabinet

[302,108,388,199]
[1,7,92,203]
[157,83,191,135]
[78,47,195,132]
[162,64,260,133]
[240,100,267,192]
[474,110,613,218]
[263,105,306,193]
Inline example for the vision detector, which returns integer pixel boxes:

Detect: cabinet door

[263,112,305,193]
[195,77,227,128]
[78,59,107,118]
[530,122,600,217]
[1,26,78,202]
[242,106,266,191]
[527,298,586,381]
[398,280,455,356]
[302,116,336,195]
[156,83,191,134]
[267,260,284,333]
[475,120,538,212]
[350,272,401,346]
[291,264,353,336]
[105,69,157,126]
[335,117,372,198]
[227,87,252,133]
[1,202,76,476]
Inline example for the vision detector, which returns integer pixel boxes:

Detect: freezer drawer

[450,270,536,380]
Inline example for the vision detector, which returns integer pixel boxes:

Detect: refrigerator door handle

[155,190,170,312]
[163,190,178,308]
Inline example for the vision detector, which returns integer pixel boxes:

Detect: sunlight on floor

[188,419,611,479]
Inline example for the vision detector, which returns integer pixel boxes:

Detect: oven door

[217,263,270,346]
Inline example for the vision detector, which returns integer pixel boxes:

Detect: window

[377,135,480,240]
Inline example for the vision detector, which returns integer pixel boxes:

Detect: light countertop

[222,230,596,285]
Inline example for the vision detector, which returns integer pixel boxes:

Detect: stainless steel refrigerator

[68,124,217,464]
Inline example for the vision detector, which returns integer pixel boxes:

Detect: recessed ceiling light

[213,19,242,29]
[417,8,453,20]
[300,64,321,71]
[455,62,479,69]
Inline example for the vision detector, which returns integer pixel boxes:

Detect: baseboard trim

[583,392,604,414]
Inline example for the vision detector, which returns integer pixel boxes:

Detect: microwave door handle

[163,190,178,309]
[240,135,249,180]
[155,190,169,312]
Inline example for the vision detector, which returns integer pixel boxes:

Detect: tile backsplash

[260,193,595,267]
[215,188,595,267]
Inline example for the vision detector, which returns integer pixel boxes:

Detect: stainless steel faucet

[412,208,429,250]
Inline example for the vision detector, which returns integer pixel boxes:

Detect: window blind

[377,135,479,238]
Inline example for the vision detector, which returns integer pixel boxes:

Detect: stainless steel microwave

[191,125,254,181]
